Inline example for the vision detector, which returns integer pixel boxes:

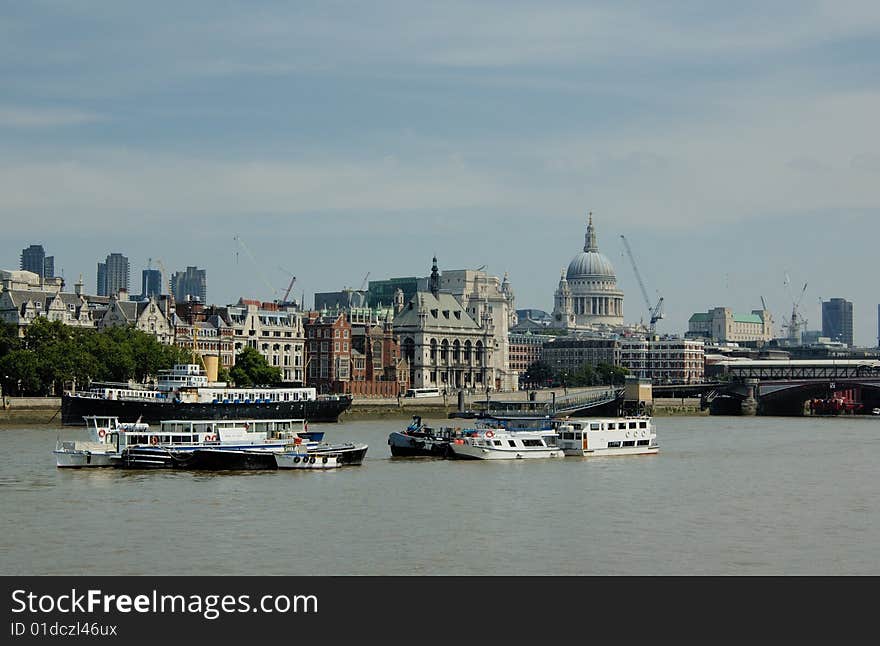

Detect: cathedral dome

[565,213,616,279]
[566,250,616,279]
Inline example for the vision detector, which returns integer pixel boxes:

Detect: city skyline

[2,2,878,344]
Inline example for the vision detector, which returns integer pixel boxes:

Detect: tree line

[0,319,282,396]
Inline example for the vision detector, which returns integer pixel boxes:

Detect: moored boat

[54,416,150,468]
[61,363,352,425]
[388,416,458,458]
[447,427,564,460]
[555,416,658,457]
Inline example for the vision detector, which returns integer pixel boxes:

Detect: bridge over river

[704,359,880,416]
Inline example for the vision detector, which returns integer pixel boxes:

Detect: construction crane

[620,235,664,333]
[782,274,808,343]
[234,234,278,300]
[276,268,297,306]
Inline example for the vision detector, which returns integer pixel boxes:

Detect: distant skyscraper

[20,244,53,278]
[822,298,853,347]
[141,269,163,299]
[171,266,207,303]
[97,253,130,297]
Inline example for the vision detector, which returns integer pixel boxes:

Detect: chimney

[118,288,129,302]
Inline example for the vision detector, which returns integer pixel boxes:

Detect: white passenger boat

[555,416,658,457]
[447,427,564,460]
[53,416,150,467]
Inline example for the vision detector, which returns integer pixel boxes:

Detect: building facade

[171,266,207,304]
[368,277,425,309]
[619,338,705,383]
[552,214,625,331]
[98,293,175,344]
[821,298,853,347]
[348,315,409,397]
[687,307,773,343]
[221,300,306,384]
[439,267,518,391]
[20,245,53,279]
[508,331,555,381]
[97,253,130,297]
[141,269,163,300]
[304,311,352,393]
[541,337,620,376]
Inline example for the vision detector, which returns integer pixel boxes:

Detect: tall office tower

[171,266,207,303]
[97,253,130,297]
[821,298,854,347]
[141,268,163,299]
[20,244,50,277]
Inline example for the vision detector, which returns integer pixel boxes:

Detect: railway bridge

[706,359,880,416]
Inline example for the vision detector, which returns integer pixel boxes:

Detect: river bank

[0,395,707,425]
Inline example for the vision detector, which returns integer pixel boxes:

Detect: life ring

[322,456,328,464]
[149,436,159,446]
[293,456,301,464]
[485,430,495,438]
[309,456,316,464]
[97,429,107,439]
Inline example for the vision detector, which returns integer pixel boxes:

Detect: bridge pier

[740,380,758,416]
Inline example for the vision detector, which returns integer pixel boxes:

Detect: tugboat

[388,416,459,457]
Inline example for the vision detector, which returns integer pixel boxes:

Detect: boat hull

[118,447,279,470]
[61,393,352,426]
[54,451,118,468]
[448,445,565,460]
[387,432,451,458]
[274,453,340,469]
[308,443,368,466]
[563,446,659,457]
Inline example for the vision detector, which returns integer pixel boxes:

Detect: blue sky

[2,1,879,344]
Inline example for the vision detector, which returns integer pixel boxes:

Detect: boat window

[508,440,516,447]
[574,433,581,440]
[629,422,637,429]
[607,441,621,448]
[622,441,635,447]
[522,439,543,447]
[590,423,600,430]
[639,422,647,429]
[637,440,650,446]
[494,440,502,446]
[607,423,616,430]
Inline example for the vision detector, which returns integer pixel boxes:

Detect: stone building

[687,307,773,343]
[541,337,620,376]
[619,337,705,383]
[221,299,306,384]
[552,213,625,331]
[173,302,236,369]
[0,271,98,336]
[393,258,499,393]
[98,292,175,344]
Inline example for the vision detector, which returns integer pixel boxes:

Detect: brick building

[304,311,352,394]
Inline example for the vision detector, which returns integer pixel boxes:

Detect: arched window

[452,340,461,362]
[475,340,484,365]
[464,340,472,361]
[429,338,437,362]
[440,339,449,362]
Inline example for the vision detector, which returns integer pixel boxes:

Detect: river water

[1,415,878,575]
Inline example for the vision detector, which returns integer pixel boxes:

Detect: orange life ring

[149,436,159,446]
[485,430,495,438]
[97,429,107,439]
[205,434,216,442]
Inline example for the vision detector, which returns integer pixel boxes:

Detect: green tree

[596,362,628,385]
[0,349,42,394]
[0,321,20,357]
[523,360,555,387]
[230,347,281,387]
